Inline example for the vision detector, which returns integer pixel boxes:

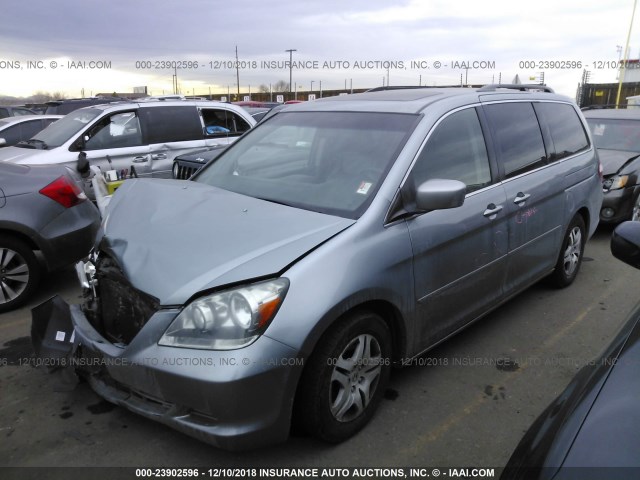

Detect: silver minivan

[32,85,603,450]
[0,100,256,197]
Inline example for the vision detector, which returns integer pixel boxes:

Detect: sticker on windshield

[357,181,372,195]
[593,124,606,136]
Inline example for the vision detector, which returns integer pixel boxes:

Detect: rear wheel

[0,236,41,313]
[295,311,391,443]
[548,215,585,288]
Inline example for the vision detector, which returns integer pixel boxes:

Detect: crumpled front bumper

[31,295,302,451]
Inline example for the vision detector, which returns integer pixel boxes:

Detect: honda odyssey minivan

[32,85,603,450]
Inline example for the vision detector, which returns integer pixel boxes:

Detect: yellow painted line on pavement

[389,291,608,462]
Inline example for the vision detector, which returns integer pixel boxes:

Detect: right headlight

[159,278,289,350]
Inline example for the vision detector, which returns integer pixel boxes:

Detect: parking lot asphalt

[1,225,637,470]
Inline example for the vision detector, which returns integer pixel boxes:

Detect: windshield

[20,108,102,149]
[587,118,640,152]
[194,111,419,219]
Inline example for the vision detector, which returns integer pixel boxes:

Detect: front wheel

[548,215,586,288]
[294,311,392,443]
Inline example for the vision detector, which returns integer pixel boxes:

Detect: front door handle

[132,156,148,163]
[513,192,531,205]
[151,153,167,160]
[483,204,503,219]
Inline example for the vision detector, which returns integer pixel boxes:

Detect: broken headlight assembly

[159,278,289,350]
[603,174,629,191]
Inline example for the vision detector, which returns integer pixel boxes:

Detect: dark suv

[583,108,640,223]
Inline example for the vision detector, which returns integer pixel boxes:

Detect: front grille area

[91,255,160,345]
[173,161,202,179]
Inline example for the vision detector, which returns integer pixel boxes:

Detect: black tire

[294,311,392,443]
[548,215,586,288]
[0,235,41,313]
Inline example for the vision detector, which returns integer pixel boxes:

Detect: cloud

[0,0,636,97]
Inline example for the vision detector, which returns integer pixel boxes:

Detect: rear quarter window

[535,102,589,161]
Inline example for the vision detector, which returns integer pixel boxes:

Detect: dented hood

[598,148,640,176]
[101,179,354,305]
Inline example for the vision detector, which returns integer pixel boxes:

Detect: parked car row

[0,100,256,199]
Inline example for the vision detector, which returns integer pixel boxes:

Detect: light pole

[310,80,314,93]
[616,0,638,107]
[285,49,297,95]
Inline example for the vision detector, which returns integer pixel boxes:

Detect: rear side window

[484,102,547,178]
[411,107,492,193]
[201,108,251,136]
[141,106,203,143]
[535,103,589,160]
[0,108,8,119]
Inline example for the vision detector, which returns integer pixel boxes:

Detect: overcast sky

[0,0,637,99]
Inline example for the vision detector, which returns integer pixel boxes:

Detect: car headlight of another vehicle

[603,174,629,191]
[159,278,289,350]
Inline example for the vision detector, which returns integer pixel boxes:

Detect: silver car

[0,162,101,311]
[0,100,256,198]
[32,85,602,450]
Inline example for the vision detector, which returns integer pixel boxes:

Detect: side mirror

[77,151,90,177]
[0,138,6,148]
[611,221,640,269]
[415,179,466,211]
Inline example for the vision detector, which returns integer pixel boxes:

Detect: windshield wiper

[15,139,49,150]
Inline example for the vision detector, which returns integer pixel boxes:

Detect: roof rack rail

[366,86,430,92]
[478,84,555,93]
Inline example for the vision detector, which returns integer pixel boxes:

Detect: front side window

[484,102,547,178]
[410,108,492,193]
[84,111,142,150]
[195,111,419,219]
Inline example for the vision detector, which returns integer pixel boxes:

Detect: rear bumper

[37,201,101,271]
[31,295,301,451]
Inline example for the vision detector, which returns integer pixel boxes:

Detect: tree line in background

[0,90,67,106]
[258,80,289,93]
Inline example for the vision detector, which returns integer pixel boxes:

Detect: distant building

[578,59,640,108]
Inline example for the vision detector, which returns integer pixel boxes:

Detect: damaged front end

[31,250,160,378]
[30,250,298,450]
